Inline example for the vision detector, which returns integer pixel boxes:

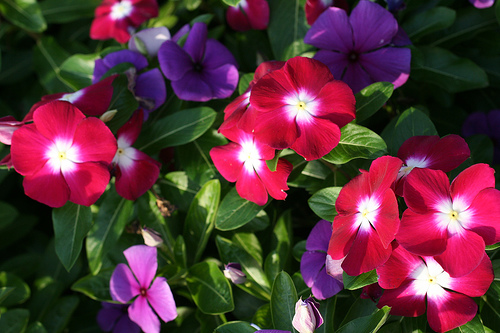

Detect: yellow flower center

[449,210,459,220]
[117,148,125,155]
[297,101,307,111]
[428,276,437,284]
[58,152,67,160]
[361,209,370,218]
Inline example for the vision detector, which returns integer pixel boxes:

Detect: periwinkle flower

[469,0,495,8]
[158,22,239,102]
[97,302,140,333]
[292,297,323,333]
[128,27,171,57]
[223,262,246,284]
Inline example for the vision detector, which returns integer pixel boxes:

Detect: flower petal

[377,280,427,317]
[200,64,239,100]
[210,143,244,182]
[203,39,238,70]
[124,245,158,288]
[465,188,500,245]
[135,69,167,111]
[376,243,424,290]
[371,189,399,248]
[358,47,411,89]
[235,165,269,205]
[253,107,299,149]
[450,163,495,208]
[33,101,85,143]
[147,277,178,323]
[256,158,292,201]
[313,50,349,82]
[171,70,213,102]
[404,168,451,214]
[312,265,343,299]
[71,117,117,163]
[158,41,194,81]
[304,7,353,53]
[306,220,333,252]
[128,296,160,333]
[63,161,111,206]
[291,115,341,160]
[301,251,325,288]
[110,263,140,303]
[424,135,470,172]
[183,22,207,63]
[328,214,359,260]
[23,162,70,208]
[11,124,51,176]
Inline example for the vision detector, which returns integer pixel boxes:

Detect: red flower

[10,101,117,207]
[226,0,270,31]
[305,0,349,25]
[90,0,159,44]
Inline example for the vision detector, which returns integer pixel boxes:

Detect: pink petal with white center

[33,101,85,143]
[110,263,141,303]
[423,134,470,172]
[236,164,269,205]
[304,7,353,53]
[334,173,371,215]
[23,162,70,208]
[250,68,297,113]
[434,228,485,277]
[128,0,158,25]
[71,117,117,163]
[426,287,477,333]
[117,110,143,147]
[146,277,178,323]
[313,79,356,125]
[290,115,341,160]
[368,156,402,199]
[397,209,448,256]
[66,75,116,116]
[124,245,158,288]
[358,47,411,89]
[328,214,359,260]
[397,135,439,162]
[90,14,131,43]
[403,168,451,214]
[283,57,336,97]
[129,295,161,333]
[253,107,299,149]
[466,188,500,245]
[10,124,51,176]
[376,243,424,290]
[63,161,112,206]
[450,163,495,208]
[256,158,292,201]
[377,280,427,317]
[370,189,399,248]
[210,143,244,182]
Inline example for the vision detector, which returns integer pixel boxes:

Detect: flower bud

[99,109,118,123]
[141,227,163,247]
[223,262,246,284]
[292,297,323,333]
[128,27,171,57]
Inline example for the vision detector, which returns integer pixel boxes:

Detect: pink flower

[210,127,293,206]
[0,116,23,145]
[394,135,470,196]
[249,56,356,161]
[90,0,159,44]
[111,110,161,201]
[327,156,402,276]
[377,243,493,333]
[226,0,270,31]
[305,0,348,25]
[110,245,177,333]
[397,164,500,277]
[10,101,117,208]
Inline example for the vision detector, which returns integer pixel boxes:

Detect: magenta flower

[301,220,343,300]
[328,156,402,276]
[97,302,140,333]
[111,110,161,201]
[305,0,348,25]
[210,127,293,206]
[394,135,470,196]
[377,243,493,333]
[0,116,23,145]
[249,56,356,161]
[469,0,495,8]
[226,0,269,31]
[158,22,239,102]
[10,101,117,208]
[110,245,177,333]
[90,0,159,44]
[398,164,500,277]
[304,0,411,94]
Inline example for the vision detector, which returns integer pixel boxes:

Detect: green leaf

[159,171,199,212]
[184,0,202,10]
[402,7,456,40]
[238,72,254,95]
[71,269,113,302]
[0,309,29,333]
[86,186,134,275]
[270,271,298,332]
[41,295,79,333]
[267,0,309,60]
[186,261,234,314]
[137,107,217,154]
[216,187,267,231]
[486,242,500,251]
[308,187,342,222]
[336,306,391,333]
[40,0,100,23]
[0,287,14,305]
[355,82,394,123]
[448,314,485,333]
[183,179,220,264]
[339,298,378,328]
[322,123,387,165]
[411,46,489,93]
[0,0,46,32]
[27,322,48,333]
[59,53,98,91]
[104,75,139,133]
[343,270,378,290]
[496,0,500,24]
[0,272,30,306]
[52,202,92,272]
[381,107,438,155]
[0,201,19,230]
[221,0,240,6]
[215,321,257,333]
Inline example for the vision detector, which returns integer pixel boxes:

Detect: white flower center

[284,90,318,124]
[239,140,261,172]
[397,156,429,180]
[110,1,133,20]
[435,197,472,235]
[46,139,78,173]
[357,196,380,230]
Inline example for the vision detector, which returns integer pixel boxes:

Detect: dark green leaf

[184,0,202,10]
[336,306,390,333]
[59,53,98,91]
[308,187,342,222]
[215,321,257,333]
[221,0,240,6]
[159,171,199,212]
[137,107,216,154]
[52,202,92,272]
[322,123,387,165]
[339,298,378,328]
[252,303,273,330]
[0,287,14,305]
[448,314,485,333]
[71,269,113,302]
[183,179,220,264]
[265,150,281,172]
[26,322,48,333]
[238,72,254,95]
[0,271,30,306]
[41,295,79,333]
[343,270,378,290]
[216,187,266,231]
[232,233,263,264]
[270,271,297,332]
[355,82,394,123]
[0,201,18,230]
[0,50,32,84]
[104,75,139,133]
[40,0,100,23]
[0,0,46,32]
[402,7,455,40]
[186,261,234,314]
[0,309,29,333]
[497,0,500,24]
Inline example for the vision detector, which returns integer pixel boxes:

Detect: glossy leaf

[40,0,100,23]
[308,187,342,222]
[26,322,48,333]
[59,53,98,91]
[355,82,394,123]
[238,72,254,95]
[104,75,139,133]
[159,171,199,212]
[0,272,30,307]
[336,306,390,333]
[71,269,113,302]
[270,271,297,332]
[216,187,267,231]
[222,0,240,6]
[448,314,485,333]
[52,202,92,272]
[215,321,257,333]
[343,270,378,290]
[0,309,29,333]
[185,0,202,10]
[402,7,456,40]
[0,0,46,32]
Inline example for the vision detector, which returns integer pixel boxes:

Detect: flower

[327,156,402,276]
[301,220,343,300]
[0,116,23,145]
[111,110,161,201]
[462,110,500,164]
[394,135,470,196]
[397,164,500,277]
[304,0,411,94]
[90,0,159,44]
[226,0,270,31]
[292,297,323,333]
[141,227,163,247]
[110,245,177,333]
[210,127,292,205]
[305,0,348,25]
[469,0,495,8]
[249,56,356,161]
[10,101,117,208]
[377,242,493,333]
[223,263,246,284]
[158,22,239,102]
[128,27,171,57]
[97,302,140,333]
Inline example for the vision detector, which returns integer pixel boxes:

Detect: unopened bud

[99,110,118,123]
[292,297,323,333]
[223,262,246,284]
[141,227,163,247]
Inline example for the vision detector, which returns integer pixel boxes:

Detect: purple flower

[292,297,323,333]
[223,262,246,284]
[110,245,177,333]
[93,49,166,115]
[384,0,405,12]
[462,110,500,164]
[158,22,239,102]
[301,220,343,300]
[469,0,495,8]
[96,302,140,333]
[304,0,411,94]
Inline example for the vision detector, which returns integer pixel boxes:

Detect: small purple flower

[301,220,343,300]
[462,110,500,164]
[96,302,140,333]
[304,0,411,93]
[469,0,495,8]
[158,22,239,102]
[128,27,171,57]
[223,262,246,284]
[292,297,323,333]
[110,245,177,333]
[93,49,166,115]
